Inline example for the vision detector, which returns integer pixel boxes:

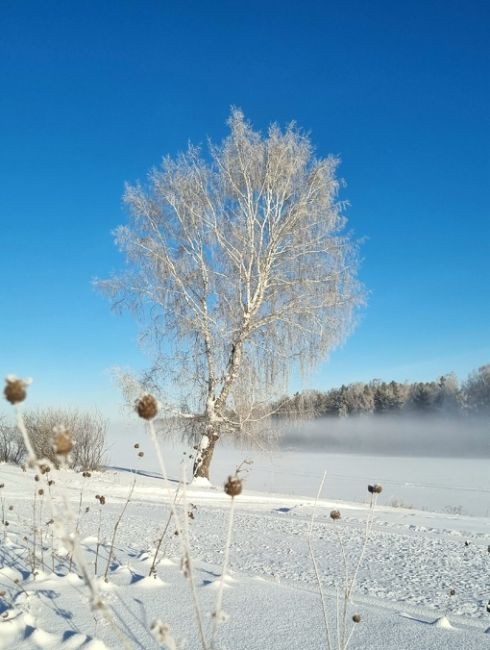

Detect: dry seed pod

[330,510,341,521]
[99,496,106,505]
[352,614,361,623]
[138,451,144,458]
[53,430,74,455]
[135,394,158,420]
[368,483,383,494]
[4,376,30,405]
[134,443,140,449]
[224,475,242,497]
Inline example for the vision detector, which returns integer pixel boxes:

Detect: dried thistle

[135,394,158,420]
[52,427,74,455]
[224,476,242,497]
[4,375,31,404]
[368,484,383,494]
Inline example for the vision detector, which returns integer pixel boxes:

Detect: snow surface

[0,450,489,649]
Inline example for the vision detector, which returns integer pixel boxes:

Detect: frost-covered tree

[464,364,490,414]
[99,110,362,479]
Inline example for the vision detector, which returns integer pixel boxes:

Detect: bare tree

[99,110,363,479]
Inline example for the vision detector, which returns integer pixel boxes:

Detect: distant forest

[273,364,490,419]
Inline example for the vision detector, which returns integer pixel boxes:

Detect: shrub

[0,417,25,464]
[21,408,107,470]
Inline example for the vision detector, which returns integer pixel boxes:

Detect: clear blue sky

[1,0,489,414]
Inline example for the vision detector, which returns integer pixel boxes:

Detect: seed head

[38,489,44,496]
[4,376,31,405]
[352,614,361,623]
[368,484,383,494]
[449,588,456,596]
[330,510,341,521]
[138,451,144,458]
[134,443,140,449]
[99,495,106,505]
[224,475,242,497]
[53,427,74,455]
[135,394,158,420]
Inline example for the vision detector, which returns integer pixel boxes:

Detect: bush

[0,417,25,464]
[20,408,107,470]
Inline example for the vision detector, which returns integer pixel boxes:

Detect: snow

[0,447,489,649]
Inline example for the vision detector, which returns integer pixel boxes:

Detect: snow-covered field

[1,438,490,649]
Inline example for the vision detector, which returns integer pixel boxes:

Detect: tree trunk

[193,432,219,480]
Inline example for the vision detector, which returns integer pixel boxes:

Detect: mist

[278,414,490,458]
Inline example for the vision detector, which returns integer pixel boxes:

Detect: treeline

[273,364,490,419]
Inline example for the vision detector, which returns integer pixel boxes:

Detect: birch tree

[99,110,363,479]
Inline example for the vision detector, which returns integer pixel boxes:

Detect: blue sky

[1,0,489,415]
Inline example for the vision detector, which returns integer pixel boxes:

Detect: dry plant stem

[336,587,341,650]
[147,420,208,650]
[39,491,46,570]
[340,494,377,650]
[333,525,350,650]
[149,484,181,577]
[15,405,36,463]
[179,463,209,650]
[70,486,84,572]
[104,478,136,582]
[32,489,38,573]
[210,495,236,645]
[307,471,333,650]
[95,508,102,575]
